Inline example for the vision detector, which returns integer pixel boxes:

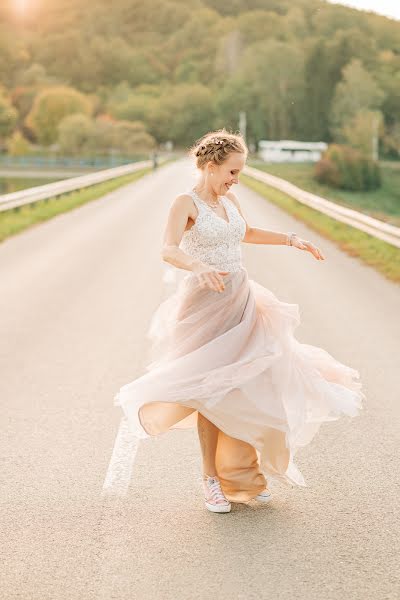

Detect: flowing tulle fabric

[114,266,365,502]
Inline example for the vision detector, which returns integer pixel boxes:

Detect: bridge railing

[0,155,147,169]
[0,160,152,212]
[243,165,400,249]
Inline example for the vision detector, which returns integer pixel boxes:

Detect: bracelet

[286,232,297,246]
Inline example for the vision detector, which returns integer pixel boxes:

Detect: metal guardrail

[243,165,400,249]
[0,160,152,212]
[0,155,146,168]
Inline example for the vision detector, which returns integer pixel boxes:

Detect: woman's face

[209,152,246,196]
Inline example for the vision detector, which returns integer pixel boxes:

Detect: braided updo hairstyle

[189,128,248,170]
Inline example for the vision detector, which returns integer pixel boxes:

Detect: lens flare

[15,0,29,13]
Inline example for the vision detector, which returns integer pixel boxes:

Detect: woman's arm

[227,190,325,260]
[161,194,205,272]
[244,227,293,246]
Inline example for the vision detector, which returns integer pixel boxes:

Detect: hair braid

[189,128,248,169]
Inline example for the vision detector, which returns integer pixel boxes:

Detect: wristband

[286,232,297,246]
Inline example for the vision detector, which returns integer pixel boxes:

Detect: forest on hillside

[0,0,399,156]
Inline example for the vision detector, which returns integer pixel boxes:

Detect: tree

[339,109,383,159]
[382,122,400,159]
[146,83,216,146]
[215,29,245,77]
[57,112,156,155]
[215,76,253,133]
[16,63,51,86]
[301,39,333,140]
[236,10,284,45]
[330,59,385,138]
[285,6,307,39]
[0,91,18,140]
[57,113,95,155]
[0,0,398,152]
[25,86,93,145]
[111,121,156,153]
[109,94,154,124]
[235,39,305,140]
[11,87,38,124]
[7,131,32,156]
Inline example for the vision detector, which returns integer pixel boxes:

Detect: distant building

[258,140,327,162]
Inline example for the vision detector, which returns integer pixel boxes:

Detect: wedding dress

[113,188,365,502]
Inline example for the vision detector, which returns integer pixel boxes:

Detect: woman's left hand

[292,235,325,260]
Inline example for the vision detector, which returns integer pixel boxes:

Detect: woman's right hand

[192,263,230,293]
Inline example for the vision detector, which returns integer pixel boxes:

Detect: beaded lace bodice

[179,188,246,273]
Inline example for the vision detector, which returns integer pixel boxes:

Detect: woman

[114,128,365,514]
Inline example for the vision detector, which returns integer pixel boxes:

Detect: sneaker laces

[203,476,230,504]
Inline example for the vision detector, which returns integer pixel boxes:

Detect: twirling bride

[114,128,365,514]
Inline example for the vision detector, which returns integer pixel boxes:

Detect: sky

[328,1,400,20]
[11,0,400,21]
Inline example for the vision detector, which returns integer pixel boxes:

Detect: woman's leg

[197,412,219,477]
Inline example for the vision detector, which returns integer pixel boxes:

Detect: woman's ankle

[203,470,217,478]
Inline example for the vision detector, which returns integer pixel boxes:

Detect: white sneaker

[255,488,272,503]
[203,474,231,513]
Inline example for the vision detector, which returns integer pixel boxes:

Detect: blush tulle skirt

[114,266,365,502]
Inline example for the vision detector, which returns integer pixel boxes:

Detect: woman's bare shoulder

[174,192,194,204]
[169,192,197,219]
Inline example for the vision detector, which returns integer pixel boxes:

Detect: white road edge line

[101,416,141,498]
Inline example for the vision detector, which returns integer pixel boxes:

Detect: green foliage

[315,144,381,191]
[382,122,400,159]
[301,40,332,141]
[330,58,385,138]
[111,120,156,153]
[16,63,50,87]
[57,113,95,155]
[234,38,305,140]
[25,86,93,145]
[108,82,216,145]
[11,87,39,125]
[0,90,18,139]
[6,131,32,156]
[0,0,399,151]
[339,109,383,157]
[57,112,156,156]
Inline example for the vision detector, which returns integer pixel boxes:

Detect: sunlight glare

[15,0,29,13]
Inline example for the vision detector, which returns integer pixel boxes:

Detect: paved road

[1,157,399,599]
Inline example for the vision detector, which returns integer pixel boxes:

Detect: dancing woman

[114,129,365,513]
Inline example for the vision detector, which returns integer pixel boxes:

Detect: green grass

[247,160,400,227]
[0,176,63,194]
[0,167,153,243]
[240,173,400,284]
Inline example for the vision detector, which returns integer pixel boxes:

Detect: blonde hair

[188,128,248,169]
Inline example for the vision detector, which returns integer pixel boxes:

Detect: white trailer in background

[258,140,327,162]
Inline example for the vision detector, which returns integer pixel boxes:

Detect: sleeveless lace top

[179,188,246,273]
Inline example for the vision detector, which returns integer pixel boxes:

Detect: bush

[314,144,381,191]
[6,130,32,156]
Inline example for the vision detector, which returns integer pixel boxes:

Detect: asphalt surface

[1,157,399,599]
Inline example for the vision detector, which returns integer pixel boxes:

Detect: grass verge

[241,173,400,284]
[247,159,400,227]
[0,167,152,243]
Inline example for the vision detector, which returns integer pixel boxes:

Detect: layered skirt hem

[114,266,365,501]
